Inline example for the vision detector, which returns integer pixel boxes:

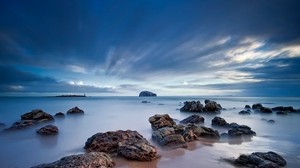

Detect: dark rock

[283,106,295,112]
[182,130,198,142]
[54,112,65,118]
[276,111,288,115]
[36,125,58,135]
[233,151,287,168]
[185,124,220,139]
[245,105,251,109]
[148,114,176,130]
[31,152,115,168]
[84,130,158,161]
[204,100,222,112]
[139,91,157,97]
[180,101,204,112]
[272,106,296,112]
[5,120,37,130]
[152,127,187,148]
[211,116,228,127]
[228,126,256,137]
[204,99,211,104]
[67,106,84,115]
[272,106,284,111]
[260,107,272,113]
[180,114,204,124]
[0,122,5,127]
[252,103,263,109]
[21,109,54,121]
[268,119,275,123]
[141,101,150,103]
[239,110,251,115]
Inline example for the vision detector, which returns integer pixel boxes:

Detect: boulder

[180,101,204,112]
[228,125,256,137]
[152,127,187,148]
[180,115,204,124]
[31,152,115,168]
[268,119,275,123]
[245,105,251,109]
[141,101,150,103]
[204,100,222,112]
[232,151,287,168]
[139,91,157,97]
[4,120,37,130]
[84,130,158,161]
[276,111,288,115]
[21,109,54,121]
[211,116,228,127]
[260,107,272,113]
[67,106,84,115]
[54,112,65,118]
[0,122,5,127]
[272,106,284,111]
[239,110,251,115]
[252,103,263,109]
[185,124,220,139]
[36,125,58,135]
[148,114,176,130]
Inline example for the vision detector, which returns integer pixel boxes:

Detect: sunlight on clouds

[68,65,87,74]
[216,70,262,83]
[10,85,24,91]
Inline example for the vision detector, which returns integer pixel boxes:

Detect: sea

[0,96,299,168]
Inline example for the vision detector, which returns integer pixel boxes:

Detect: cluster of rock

[227,151,287,168]
[148,114,219,149]
[180,100,222,113]
[212,116,256,137]
[32,152,115,168]
[84,130,158,161]
[240,103,300,115]
[139,91,157,97]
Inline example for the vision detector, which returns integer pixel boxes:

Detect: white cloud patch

[68,65,87,74]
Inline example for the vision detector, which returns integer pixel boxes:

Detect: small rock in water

[36,125,58,135]
[148,114,176,130]
[239,110,251,115]
[31,152,115,168]
[245,105,251,109]
[252,103,263,109]
[180,114,204,124]
[180,101,204,112]
[260,107,273,113]
[54,112,65,118]
[212,116,228,127]
[139,91,157,97]
[268,119,275,123]
[67,106,84,115]
[141,100,150,103]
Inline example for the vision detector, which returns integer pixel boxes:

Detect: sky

[0,0,300,96]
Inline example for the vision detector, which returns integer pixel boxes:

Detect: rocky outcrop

[180,100,222,113]
[54,112,65,118]
[245,105,251,109]
[239,110,251,115]
[252,103,263,109]
[180,115,204,124]
[0,122,5,127]
[139,91,157,97]
[67,106,84,115]
[84,130,158,161]
[272,106,295,112]
[148,114,176,130]
[260,107,272,113]
[36,125,58,135]
[228,151,287,168]
[31,152,115,168]
[211,117,256,137]
[149,114,219,149]
[4,109,54,131]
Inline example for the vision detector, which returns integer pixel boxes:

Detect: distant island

[55,94,86,97]
[139,91,157,97]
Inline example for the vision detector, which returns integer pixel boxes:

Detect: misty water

[0,96,300,168]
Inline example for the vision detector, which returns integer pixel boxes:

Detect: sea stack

[139,91,157,97]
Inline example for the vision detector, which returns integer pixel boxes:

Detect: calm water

[0,96,300,168]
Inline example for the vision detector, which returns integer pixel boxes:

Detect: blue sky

[0,0,300,96]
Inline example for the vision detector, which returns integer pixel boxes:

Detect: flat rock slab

[180,114,204,124]
[148,114,176,130]
[31,152,115,168]
[84,130,158,161]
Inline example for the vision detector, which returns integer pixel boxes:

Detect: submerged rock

[84,130,158,161]
[245,105,251,109]
[276,111,288,115]
[212,116,228,127]
[54,112,65,118]
[180,114,204,124]
[148,114,176,130]
[239,110,251,115]
[139,91,157,97]
[180,101,204,112]
[260,107,272,113]
[252,103,263,109]
[5,120,36,130]
[230,151,287,168]
[31,152,115,168]
[67,106,84,115]
[36,125,58,135]
[141,100,150,103]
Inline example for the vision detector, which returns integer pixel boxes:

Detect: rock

[139,91,157,97]
[268,119,275,123]
[0,122,5,127]
[272,106,284,111]
[185,124,220,139]
[276,111,288,115]
[4,120,37,130]
[239,110,251,115]
[283,106,295,112]
[233,151,287,168]
[84,130,158,161]
[31,152,115,168]
[141,101,150,103]
[204,100,222,112]
[228,125,256,137]
[54,112,65,118]
[21,109,54,121]
[245,105,251,109]
[260,107,272,113]
[36,125,58,135]
[152,127,187,148]
[67,106,84,115]
[272,106,295,112]
[180,101,204,112]
[252,103,263,109]
[211,116,228,127]
[182,130,198,142]
[148,114,176,130]
[180,115,204,124]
